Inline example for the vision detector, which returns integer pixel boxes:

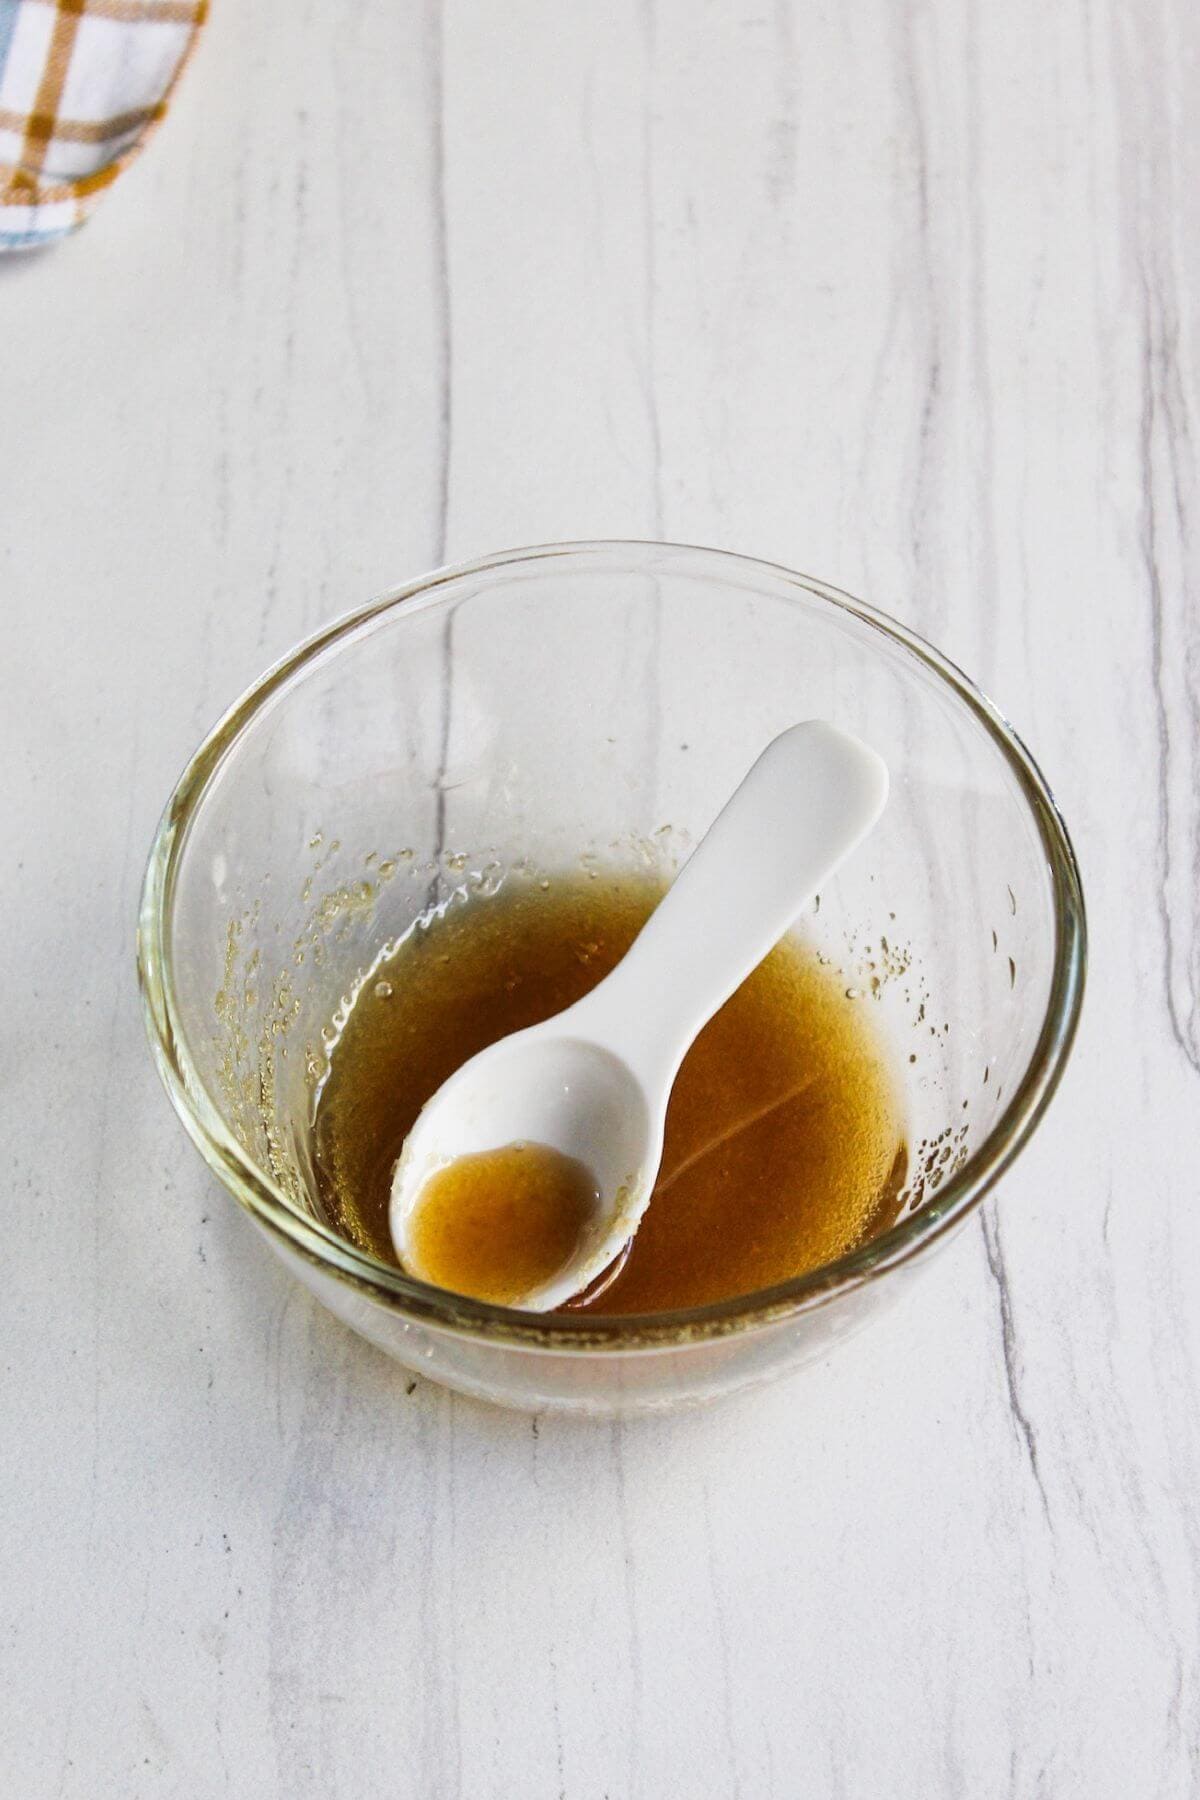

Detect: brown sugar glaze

[312,871,907,1313]
[406,1143,600,1307]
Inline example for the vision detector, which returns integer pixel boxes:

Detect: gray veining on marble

[2,1,1198,1794]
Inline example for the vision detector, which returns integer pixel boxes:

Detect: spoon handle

[575,721,888,1088]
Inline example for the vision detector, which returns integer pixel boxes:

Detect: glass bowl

[138,542,1085,1415]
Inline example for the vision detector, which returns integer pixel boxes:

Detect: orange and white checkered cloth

[0,0,205,250]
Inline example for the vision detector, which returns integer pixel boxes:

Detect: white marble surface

[2,1,1198,1793]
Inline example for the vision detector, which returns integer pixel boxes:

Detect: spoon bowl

[392,1035,655,1311]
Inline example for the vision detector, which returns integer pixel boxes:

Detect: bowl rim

[137,539,1087,1351]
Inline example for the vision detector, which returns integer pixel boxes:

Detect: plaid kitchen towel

[0,0,206,250]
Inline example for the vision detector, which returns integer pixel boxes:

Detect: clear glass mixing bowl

[138,542,1085,1415]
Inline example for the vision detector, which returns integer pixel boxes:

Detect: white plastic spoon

[390,720,888,1311]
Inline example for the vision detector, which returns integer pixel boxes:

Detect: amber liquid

[407,1143,599,1306]
[312,872,907,1313]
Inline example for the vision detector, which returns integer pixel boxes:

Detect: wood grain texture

[1,1,1197,1793]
